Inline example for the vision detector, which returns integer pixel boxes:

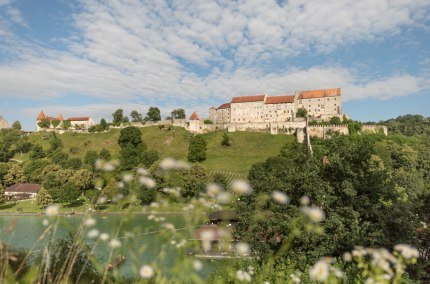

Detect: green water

[0,213,205,279]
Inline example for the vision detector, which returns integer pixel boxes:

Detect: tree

[131,110,143,122]
[329,116,341,125]
[146,107,161,122]
[171,109,186,119]
[181,164,207,199]
[59,182,81,205]
[112,109,124,124]
[84,150,99,168]
[118,127,147,170]
[99,148,111,160]
[62,120,71,129]
[11,121,21,130]
[64,157,82,170]
[36,187,54,209]
[221,133,231,146]
[142,150,159,167]
[0,184,5,204]
[38,119,50,129]
[0,142,13,162]
[30,144,46,160]
[16,140,32,154]
[99,118,108,131]
[4,164,26,186]
[23,159,50,183]
[122,116,129,123]
[296,108,308,118]
[51,149,69,166]
[188,135,207,162]
[47,134,63,155]
[102,178,119,200]
[212,172,228,190]
[69,169,93,191]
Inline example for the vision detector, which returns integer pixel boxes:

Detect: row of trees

[111,108,186,124]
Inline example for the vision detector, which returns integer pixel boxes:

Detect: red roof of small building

[5,183,41,194]
[67,117,91,121]
[217,103,230,109]
[298,88,340,99]
[37,111,45,121]
[58,114,64,121]
[265,95,295,104]
[231,94,266,103]
[189,112,200,120]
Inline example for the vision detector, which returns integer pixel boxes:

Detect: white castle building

[208,88,342,126]
[0,115,8,129]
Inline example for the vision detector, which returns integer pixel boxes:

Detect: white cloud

[0,0,429,112]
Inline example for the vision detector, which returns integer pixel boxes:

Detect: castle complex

[36,111,95,131]
[190,88,386,138]
[209,88,342,125]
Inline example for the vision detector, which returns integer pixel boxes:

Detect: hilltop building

[0,116,8,129]
[36,111,95,131]
[209,88,342,125]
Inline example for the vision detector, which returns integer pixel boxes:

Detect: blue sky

[0,0,429,130]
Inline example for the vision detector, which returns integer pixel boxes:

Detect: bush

[143,150,159,167]
[188,135,207,162]
[296,108,307,118]
[221,133,231,146]
[329,116,341,124]
[204,119,213,124]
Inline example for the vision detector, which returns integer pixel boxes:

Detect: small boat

[107,255,126,271]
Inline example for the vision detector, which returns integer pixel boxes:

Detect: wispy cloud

[0,0,429,109]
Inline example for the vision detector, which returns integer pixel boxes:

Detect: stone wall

[307,124,349,139]
[362,125,388,135]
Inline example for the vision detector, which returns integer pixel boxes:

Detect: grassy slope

[17,127,294,173]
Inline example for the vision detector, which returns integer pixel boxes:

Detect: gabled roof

[217,103,230,109]
[189,112,200,120]
[67,117,91,121]
[37,111,45,120]
[5,183,41,194]
[58,114,64,121]
[231,94,266,103]
[265,95,295,104]
[298,88,340,99]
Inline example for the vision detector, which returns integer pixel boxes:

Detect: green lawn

[17,126,294,173]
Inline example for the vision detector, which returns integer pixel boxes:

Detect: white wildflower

[300,195,310,205]
[150,202,159,208]
[271,191,289,204]
[45,205,59,216]
[84,217,96,227]
[159,158,176,170]
[99,233,109,241]
[394,244,419,259]
[193,260,203,271]
[137,167,148,175]
[139,177,156,189]
[103,162,115,172]
[109,239,121,248]
[176,239,186,248]
[147,214,155,220]
[170,240,177,245]
[236,242,250,256]
[117,181,125,189]
[97,196,107,204]
[139,265,154,279]
[87,229,99,238]
[330,267,344,278]
[42,219,49,226]
[201,230,215,251]
[301,206,325,223]
[232,180,252,195]
[122,173,133,183]
[216,191,231,204]
[236,270,251,282]
[95,159,104,170]
[163,223,176,232]
[309,259,329,282]
[207,183,222,197]
[343,252,352,262]
[290,273,301,283]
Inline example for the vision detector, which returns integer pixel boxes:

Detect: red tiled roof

[217,103,230,109]
[265,95,295,104]
[37,111,45,121]
[231,94,266,103]
[298,88,340,99]
[58,114,64,121]
[5,183,41,194]
[67,117,91,121]
[45,116,57,121]
[189,112,200,120]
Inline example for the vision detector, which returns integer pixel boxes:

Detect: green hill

[17,126,294,173]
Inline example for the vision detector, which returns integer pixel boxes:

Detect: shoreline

[0,210,190,216]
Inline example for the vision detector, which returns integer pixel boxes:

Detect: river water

[0,213,211,279]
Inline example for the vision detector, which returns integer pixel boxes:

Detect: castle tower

[37,111,45,121]
[189,112,202,134]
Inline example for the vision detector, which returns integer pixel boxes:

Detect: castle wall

[0,117,8,129]
[362,125,388,135]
